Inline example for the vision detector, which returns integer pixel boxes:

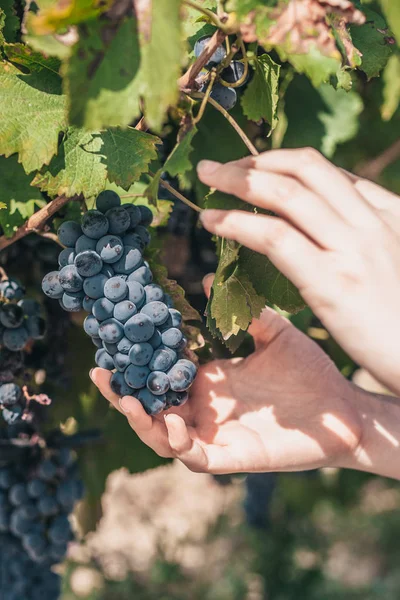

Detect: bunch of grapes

[0,533,62,600]
[41,191,198,416]
[0,280,47,426]
[0,447,83,568]
[194,36,248,111]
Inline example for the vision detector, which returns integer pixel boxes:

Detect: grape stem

[191,91,259,156]
[149,171,201,213]
[0,195,79,251]
[194,69,217,124]
[182,0,228,30]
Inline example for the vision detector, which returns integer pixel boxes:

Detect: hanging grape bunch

[41,191,198,416]
[0,279,47,426]
[194,35,249,111]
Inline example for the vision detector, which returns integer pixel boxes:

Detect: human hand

[91,276,362,474]
[197,149,400,395]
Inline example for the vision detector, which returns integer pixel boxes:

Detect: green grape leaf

[350,6,393,79]
[65,16,142,130]
[23,33,72,59]
[0,0,19,43]
[0,45,67,173]
[33,127,160,199]
[280,45,341,87]
[182,0,217,50]
[241,53,280,130]
[379,0,400,45]
[98,128,160,190]
[150,261,202,324]
[27,0,106,35]
[0,155,46,237]
[381,54,400,120]
[139,0,183,131]
[283,75,363,158]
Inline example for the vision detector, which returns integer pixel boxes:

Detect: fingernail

[197,160,220,177]
[89,368,94,381]
[119,397,131,414]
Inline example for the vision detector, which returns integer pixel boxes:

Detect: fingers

[200,209,321,292]
[202,273,215,298]
[90,368,121,411]
[197,161,347,249]
[199,149,376,228]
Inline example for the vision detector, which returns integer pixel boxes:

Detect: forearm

[341,385,400,480]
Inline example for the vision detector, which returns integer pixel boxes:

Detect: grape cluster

[0,280,47,426]
[194,35,248,111]
[0,534,61,600]
[0,448,83,568]
[41,191,198,416]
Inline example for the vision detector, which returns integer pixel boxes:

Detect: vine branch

[355,139,400,181]
[149,171,201,213]
[178,28,227,91]
[0,195,78,251]
[192,91,259,156]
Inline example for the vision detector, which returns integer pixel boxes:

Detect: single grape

[144,284,164,303]
[10,508,33,536]
[104,277,128,303]
[83,315,100,337]
[26,315,47,339]
[61,292,84,313]
[110,371,134,396]
[3,327,29,351]
[161,327,183,349]
[176,359,198,378]
[164,294,174,308]
[127,265,153,286]
[113,300,137,323]
[92,297,114,321]
[2,404,23,424]
[122,231,144,251]
[124,204,142,228]
[75,234,97,254]
[0,468,17,489]
[0,383,22,407]
[37,459,58,481]
[59,265,84,293]
[168,360,196,392]
[95,348,114,370]
[48,515,71,544]
[105,207,131,235]
[136,388,166,415]
[56,479,77,510]
[210,83,237,111]
[9,483,29,506]
[98,318,124,343]
[115,336,131,354]
[124,313,155,343]
[147,371,170,395]
[148,329,162,350]
[113,352,130,372]
[23,533,47,554]
[148,347,177,372]
[83,295,96,312]
[128,342,153,366]
[138,205,153,227]
[18,503,39,520]
[124,364,150,389]
[17,299,41,316]
[83,273,108,300]
[57,221,82,247]
[113,246,143,275]
[134,225,151,247]
[96,190,121,213]
[74,250,103,277]
[165,390,189,408]
[41,271,64,299]
[194,35,226,65]
[37,495,59,517]
[96,235,124,264]
[50,541,69,563]
[176,336,188,352]
[169,308,182,328]
[221,60,247,85]
[58,247,76,268]
[27,479,46,499]
[0,304,24,328]
[103,341,118,356]
[81,210,109,239]
[141,301,169,326]
[126,281,145,307]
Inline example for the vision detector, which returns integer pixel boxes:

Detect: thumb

[164,414,209,472]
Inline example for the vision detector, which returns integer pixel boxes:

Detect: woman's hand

[91,277,362,475]
[197,149,400,395]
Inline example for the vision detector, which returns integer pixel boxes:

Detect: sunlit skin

[92,149,400,479]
